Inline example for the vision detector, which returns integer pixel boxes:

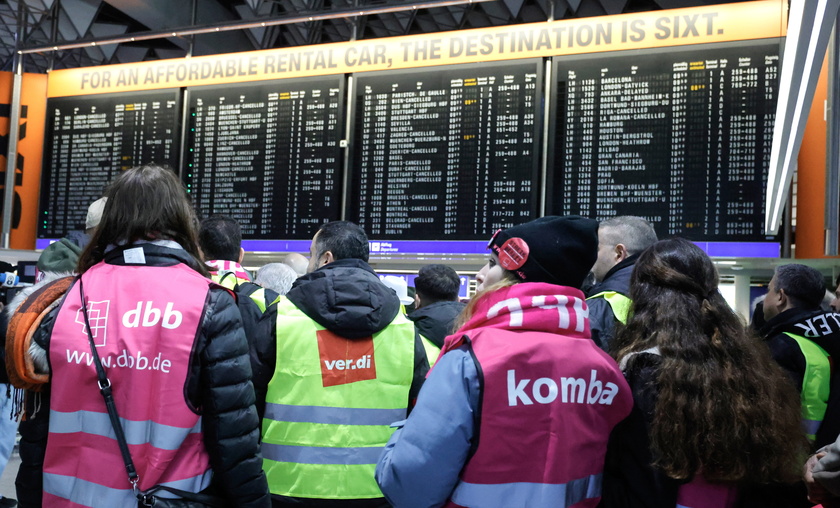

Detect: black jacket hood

[286,258,400,339]
[761,307,840,358]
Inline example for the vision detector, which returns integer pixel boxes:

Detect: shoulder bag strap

[77,277,141,494]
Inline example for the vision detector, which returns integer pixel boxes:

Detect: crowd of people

[1,163,840,508]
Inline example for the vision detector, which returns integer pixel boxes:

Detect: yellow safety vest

[784,332,831,442]
[262,296,416,499]
[420,335,441,367]
[587,291,632,324]
[213,271,270,312]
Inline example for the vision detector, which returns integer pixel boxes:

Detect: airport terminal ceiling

[2,0,751,73]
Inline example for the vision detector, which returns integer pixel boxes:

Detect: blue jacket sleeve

[375,346,480,508]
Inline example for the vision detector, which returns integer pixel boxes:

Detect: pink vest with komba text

[43,260,213,507]
[445,327,633,508]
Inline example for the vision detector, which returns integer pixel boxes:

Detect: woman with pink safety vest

[375,216,634,508]
[6,164,270,507]
[600,238,808,508]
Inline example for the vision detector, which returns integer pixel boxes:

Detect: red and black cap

[488,215,598,289]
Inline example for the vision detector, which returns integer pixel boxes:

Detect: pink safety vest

[676,474,739,508]
[445,328,633,508]
[43,261,213,507]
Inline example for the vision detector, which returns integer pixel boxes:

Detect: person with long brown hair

[376,216,634,508]
[601,237,808,508]
[7,164,270,507]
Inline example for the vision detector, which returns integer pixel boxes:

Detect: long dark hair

[612,238,805,483]
[77,164,207,275]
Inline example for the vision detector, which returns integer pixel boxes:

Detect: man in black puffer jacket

[255,221,428,508]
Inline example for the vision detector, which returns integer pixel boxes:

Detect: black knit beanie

[487,215,599,289]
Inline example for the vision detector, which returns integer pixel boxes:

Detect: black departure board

[350,61,541,240]
[39,91,179,238]
[185,77,343,239]
[552,41,780,241]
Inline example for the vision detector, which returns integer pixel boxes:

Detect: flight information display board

[185,76,343,239]
[552,41,780,241]
[39,91,179,238]
[350,61,541,240]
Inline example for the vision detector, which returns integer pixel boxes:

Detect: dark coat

[585,256,635,351]
[12,243,270,508]
[760,307,840,449]
[407,300,465,348]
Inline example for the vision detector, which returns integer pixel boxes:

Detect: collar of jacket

[286,258,400,339]
[103,242,200,269]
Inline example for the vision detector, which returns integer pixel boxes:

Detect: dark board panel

[185,76,343,240]
[350,61,542,240]
[39,91,180,238]
[551,40,780,241]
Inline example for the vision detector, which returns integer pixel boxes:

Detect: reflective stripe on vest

[44,470,213,507]
[450,473,602,508]
[45,262,213,505]
[50,409,202,450]
[262,297,416,499]
[421,334,441,367]
[785,332,831,441]
[586,291,632,325]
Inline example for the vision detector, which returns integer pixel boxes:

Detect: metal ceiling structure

[1,0,744,73]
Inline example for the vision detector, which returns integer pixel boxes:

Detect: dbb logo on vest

[317,330,377,387]
[122,301,183,329]
[507,369,619,406]
[75,300,111,347]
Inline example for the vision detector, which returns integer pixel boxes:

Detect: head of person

[78,164,206,275]
[255,263,298,296]
[475,215,599,293]
[282,252,309,277]
[414,264,461,308]
[85,197,107,235]
[763,264,825,322]
[307,221,369,273]
[591,215,658,283]
[612,237,805,484]
[199,215,243,263]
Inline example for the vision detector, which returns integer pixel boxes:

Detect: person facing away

[376,215,634,508]
[407,264,465,366]
[254,220,429,508]
[282,252,309,277]
[761,263,840,448]
[586,215,658,350]
[199,215,279,312]
[5,164,270,507]
[600,238,807,508]
[255,262,299,296]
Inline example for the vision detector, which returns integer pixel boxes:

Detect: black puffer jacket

[254,258,429,508]
[407,300,465,348]
[12,243,270,508]
[586,256,636,351]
